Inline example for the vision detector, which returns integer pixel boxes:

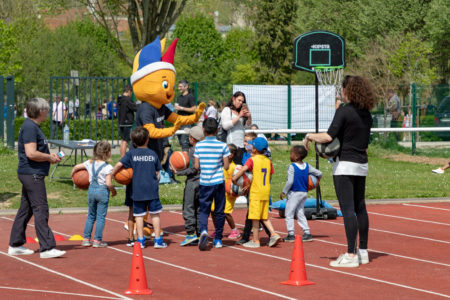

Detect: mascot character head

[131,36,178,109]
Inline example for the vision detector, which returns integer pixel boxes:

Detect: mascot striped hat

[130,36,178,85]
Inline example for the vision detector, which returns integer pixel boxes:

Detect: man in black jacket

[118,85,138,157]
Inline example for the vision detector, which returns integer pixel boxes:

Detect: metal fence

[1,76,15,149]
[49,76,130,147]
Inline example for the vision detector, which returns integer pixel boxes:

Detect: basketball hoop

[313,66,344,100]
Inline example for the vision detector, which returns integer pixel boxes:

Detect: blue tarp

[270,198,342,217]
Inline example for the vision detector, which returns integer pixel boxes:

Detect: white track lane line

[166,212,450,267]
[157,214,450,299]
[108,246,297,300]
[0,251,131,300]
[367,212,450,226]
[318,220,450,244]
[1,216,296,300]
[403,203,450,211]
[0,286,122,299]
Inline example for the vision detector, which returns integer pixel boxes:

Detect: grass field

[0,142,449,210]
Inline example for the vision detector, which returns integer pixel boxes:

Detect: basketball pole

[314,72,323,218]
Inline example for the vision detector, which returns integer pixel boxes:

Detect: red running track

[0,201,449,299]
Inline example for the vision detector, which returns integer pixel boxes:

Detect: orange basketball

[114,167,133,185]
[72,169,90,190]
[169,151,189,171]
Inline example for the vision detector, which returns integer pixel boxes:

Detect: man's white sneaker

[8,246,34,256]
[432,168,444,174]
[358,250,369,264]
[40,248,66,259]
[330,253,359,268]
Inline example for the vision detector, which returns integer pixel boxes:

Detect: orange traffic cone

[124,242,152,295]
[281,235,315,286]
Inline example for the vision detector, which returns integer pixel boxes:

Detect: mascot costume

[130,36,205,160]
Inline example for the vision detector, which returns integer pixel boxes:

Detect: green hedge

[14,117,121,141]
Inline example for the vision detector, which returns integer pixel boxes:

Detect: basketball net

[314,67,344,101]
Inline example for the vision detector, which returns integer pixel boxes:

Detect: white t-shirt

[52,101,66,122]
[221,107,245,148]
[83,160,113,186]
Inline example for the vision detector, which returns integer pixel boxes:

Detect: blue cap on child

[249,137,268,152]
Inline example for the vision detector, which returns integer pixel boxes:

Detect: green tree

[80,0,187,67]
[424,0,450,83]
[173,14,225,83]
[252,0,298,84]
[16,18,128,100]
[0,20,20,76]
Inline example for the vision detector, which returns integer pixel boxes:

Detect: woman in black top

[304,76,376,268]
[8,98,66,259]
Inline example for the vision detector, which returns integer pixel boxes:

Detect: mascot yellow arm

[167,103,206,126]
[143,123,179,139]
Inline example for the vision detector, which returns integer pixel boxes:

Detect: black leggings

[333,175,369,254]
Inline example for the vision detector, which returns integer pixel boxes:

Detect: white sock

[359,249,368,255]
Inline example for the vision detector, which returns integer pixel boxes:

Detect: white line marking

[108,246,297,300]
[403,203,450,211]
[319,220,450,244]
[0,251,131,300]
[1,216,296,300]
[228,246,450,299]
[368,212,450,226]
[0,286,121,299]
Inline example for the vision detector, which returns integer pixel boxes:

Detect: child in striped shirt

[194,118,230,250]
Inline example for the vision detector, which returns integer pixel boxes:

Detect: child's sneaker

[228,229,241,239]
[213,239,223,248]
[126,238,135,247]
[243,240,260,248]
[330,253,359,268]
[180,234,199,246]
[268,234,281,247]
[283,234,295,242]
[302,233,313,242]
[236,238,249,245]
[92,240,108,248]
[137,237,146,249]
[358,250,369,264]
[81,239,92,247]
[199,230,209,251]
[154,237,167,249]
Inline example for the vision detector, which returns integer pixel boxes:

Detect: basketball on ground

[114,168,133,185]
[72,169,89,190]
[170,151,189,171]
[307,175,320,191]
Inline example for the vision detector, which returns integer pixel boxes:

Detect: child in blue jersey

[194,118,230,250]
[280,145,322,242]
[111,127,166,249]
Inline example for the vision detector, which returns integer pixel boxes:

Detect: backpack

[217,108,232,142]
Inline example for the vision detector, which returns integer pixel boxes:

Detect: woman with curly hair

[304,75,376,268]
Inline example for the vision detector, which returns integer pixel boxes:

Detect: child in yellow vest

[232,137,281,248]
[211,143,240,239]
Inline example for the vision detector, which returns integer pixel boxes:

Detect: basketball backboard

[293,30,345,72]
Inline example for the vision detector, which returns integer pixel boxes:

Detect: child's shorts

[124,184,133,207]
[248,199,269,220]
[211,194,236,214]
[224,194,237,214]
[133,199,162,216]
